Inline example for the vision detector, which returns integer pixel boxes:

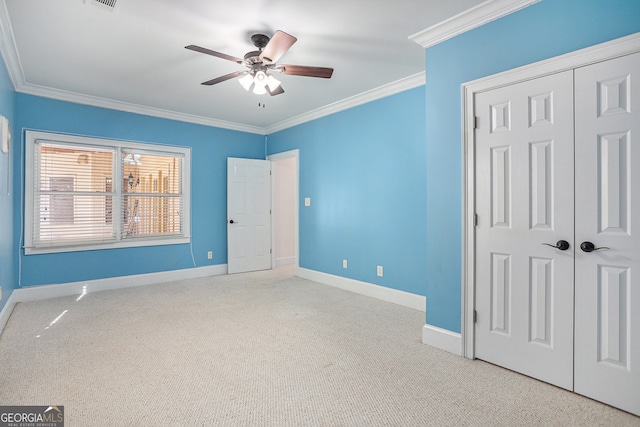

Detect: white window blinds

[25,131,191,254]
[34,141,116,247]
[121,150,184,239]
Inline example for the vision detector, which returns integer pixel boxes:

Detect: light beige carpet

[0,267,637,426]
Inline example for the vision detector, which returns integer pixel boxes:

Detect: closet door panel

[574,51,640,417]
[474,70,575,390]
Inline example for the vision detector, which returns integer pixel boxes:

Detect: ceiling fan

[185,30,334,96]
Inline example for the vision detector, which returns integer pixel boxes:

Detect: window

[25,131,191,254]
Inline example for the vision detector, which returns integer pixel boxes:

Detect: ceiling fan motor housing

[250,34,270,49]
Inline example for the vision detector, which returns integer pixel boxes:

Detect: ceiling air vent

[84,0,120,12]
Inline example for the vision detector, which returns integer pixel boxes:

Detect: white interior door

[474,71,575,390]
[227,157,272,274]
[574,52,640,415]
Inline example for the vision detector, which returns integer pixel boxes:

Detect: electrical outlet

[377,265,383,277]
[304,197,311,206]
[343,259,348,268]
[207,251,213,259]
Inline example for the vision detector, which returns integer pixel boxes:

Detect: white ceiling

[2,0,486,133]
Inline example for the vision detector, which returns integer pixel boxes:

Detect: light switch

[304,197,311,207]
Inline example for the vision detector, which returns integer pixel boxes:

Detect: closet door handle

[580,241,609,252]
[542,240,570,251]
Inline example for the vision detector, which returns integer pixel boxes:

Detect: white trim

[267,149,300,271]
[14,76,425,137]
[461,81,476,359]
[462,32,640,360]
[0,290,17,334]
[296,267,425,312]
[275,256,295,267]
[11,76,426,136]
[464,32,640,94]
[409,0,540,48]
[17,83,266,135]
[0,0,24,89]
[265,73,425,134]
[422,324,462,356]
[24,236,192,255]
[12,264,227,303]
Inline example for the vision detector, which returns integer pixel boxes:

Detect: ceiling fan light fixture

[266,74,281,91]
[238,73,254,91]
[252,71,268,94]
[253,84,267,95]
[253,71,267,87]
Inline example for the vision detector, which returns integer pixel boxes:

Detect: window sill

[24,236,191,255]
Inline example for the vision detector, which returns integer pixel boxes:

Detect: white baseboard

[296,267,425,312]
[422,323,462,356]
[275,256,295,267]
[0,291,17,335]
[13,264,228,303]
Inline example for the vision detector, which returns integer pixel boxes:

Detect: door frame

[267,149,300,272]
[461,32,640,359]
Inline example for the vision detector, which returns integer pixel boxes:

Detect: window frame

[24,131,191,255]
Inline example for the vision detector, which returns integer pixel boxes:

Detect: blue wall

[0,60,14,313]
[6,0,639,331]
[424,0,640,332]
[13,95,264,286]
[267,87,427,296]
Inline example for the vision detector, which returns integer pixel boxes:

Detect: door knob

[229,219,236,224]
[580,241,609,252]
[542,240,570,251]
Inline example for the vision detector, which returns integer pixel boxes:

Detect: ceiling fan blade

[278,65,334,78]
[267,85,285,96]
[185,45,243,64]
[259,30,297,64]
[201,70,248,86]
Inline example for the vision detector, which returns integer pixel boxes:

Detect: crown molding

[409,0,540,49]
[0,0,25,88]
[14,74,425,136]
[16,82,266,134]
[264,72,425,134]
